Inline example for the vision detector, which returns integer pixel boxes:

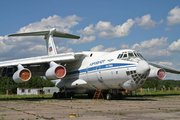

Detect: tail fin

[8,28,80,55]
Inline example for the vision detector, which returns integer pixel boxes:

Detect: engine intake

[13,64,31,83]
[147,66,166,80]
[45,61,66,80]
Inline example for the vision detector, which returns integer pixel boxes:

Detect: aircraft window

[123,54,127,58]
[138,53,144,58]
[117,54,123,59]
[126,71,130,75]
[90,53,93,57]
[134,52,138,57]
[128,52,134,57]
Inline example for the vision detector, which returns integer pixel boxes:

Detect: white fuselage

[55,50,149,92]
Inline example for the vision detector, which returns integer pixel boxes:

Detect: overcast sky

[0,0,180,79]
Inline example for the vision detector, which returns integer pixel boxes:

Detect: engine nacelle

[13,64,31,83]
[147,66,166,80]
[45,61,66,80]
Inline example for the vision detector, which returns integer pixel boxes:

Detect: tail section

[45,28,57,55]
[8,28,80,55]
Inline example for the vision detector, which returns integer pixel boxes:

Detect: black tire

[53,92,57,99]
[67,92,74,98]
[116,93,123,100]
[57,92,61,99]
[88,93,94,98]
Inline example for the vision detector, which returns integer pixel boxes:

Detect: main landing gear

[105,89,124,100]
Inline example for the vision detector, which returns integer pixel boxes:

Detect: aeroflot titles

[89,60,105,66]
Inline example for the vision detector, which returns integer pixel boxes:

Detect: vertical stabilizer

[45,28,57,55]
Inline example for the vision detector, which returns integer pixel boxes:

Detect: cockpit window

[117,51,145,61]
[133,52,138,57]
[123,53,127,58]
[138,53,144,58]
[136,53,144,59]
[117,54,123,59]
[128,52,134,57]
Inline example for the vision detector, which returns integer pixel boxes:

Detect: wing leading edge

[0,52,84,67]
[148,62,180,74]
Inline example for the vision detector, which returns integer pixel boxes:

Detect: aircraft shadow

[0,94,179,101]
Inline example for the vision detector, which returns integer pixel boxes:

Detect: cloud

[67,35,96,45]
[135,14,157,29]
[158,62,173,66]
[164,28,171,31]
[18,15,82,33]
[120,37,171,61]
[167,6,180,26]
[90,45,104,51]
[95,19,135,39]
[90,45,116,52]
[159,19,164,24]
[168,39,180,52]
[0,15,82,61]
[76,24,95,35]
[57,46,73,53]
[119,44,130,49]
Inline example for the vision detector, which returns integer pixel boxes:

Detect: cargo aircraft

[0,28,180,99]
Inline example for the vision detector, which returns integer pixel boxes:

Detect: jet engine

[13,64,31,83]
[147,66,166,80]
[45,61,66,80]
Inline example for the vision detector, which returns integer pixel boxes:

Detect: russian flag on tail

[49,46,53,52]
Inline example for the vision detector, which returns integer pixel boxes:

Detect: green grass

[135,90,180,96]
[119,112,125,115]
[0,94,53,100]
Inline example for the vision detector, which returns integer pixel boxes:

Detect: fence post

[168,87,170,91]
[148,88,149,92]
[154,87,156,91]
[161,88,163,92]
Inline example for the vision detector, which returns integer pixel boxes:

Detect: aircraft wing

[0,52,84,77]
[148,62,180,74]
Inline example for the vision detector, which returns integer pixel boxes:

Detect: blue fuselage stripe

[66,63,136,76]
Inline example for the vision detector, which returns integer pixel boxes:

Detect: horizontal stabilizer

[8,28,80,39]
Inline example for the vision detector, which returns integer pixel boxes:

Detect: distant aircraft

[0,28,179,100]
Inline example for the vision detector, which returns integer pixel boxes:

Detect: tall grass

[135,90,180,96]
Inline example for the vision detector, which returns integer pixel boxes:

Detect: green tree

[142,80,160,88]
[0,76,55,94]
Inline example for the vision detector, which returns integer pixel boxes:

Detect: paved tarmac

[0,95,180,120]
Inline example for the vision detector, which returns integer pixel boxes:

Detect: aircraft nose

[136,60,150,74]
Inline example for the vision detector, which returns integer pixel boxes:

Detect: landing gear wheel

[106,93,112,100]
[53,92,57,99]
[116,93,123,100]
[88,93,94,98]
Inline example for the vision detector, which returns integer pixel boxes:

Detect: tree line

[142,79,180,90]
[0,76,54,94]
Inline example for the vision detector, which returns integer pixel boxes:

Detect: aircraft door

[96,66,104,83]
[86,67,98,88]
